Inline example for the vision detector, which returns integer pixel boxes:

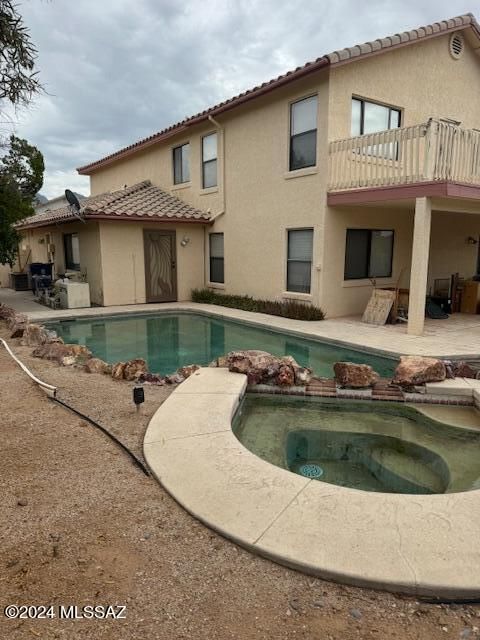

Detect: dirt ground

[1,324,479,640]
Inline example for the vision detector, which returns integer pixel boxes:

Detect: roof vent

[449,33,464,59]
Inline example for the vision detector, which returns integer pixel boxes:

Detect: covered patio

[327,117,480,335]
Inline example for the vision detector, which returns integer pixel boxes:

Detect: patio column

[407,196,432,336]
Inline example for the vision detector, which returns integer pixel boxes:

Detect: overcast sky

[7,0,477,198]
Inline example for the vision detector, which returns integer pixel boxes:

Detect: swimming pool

[233,394,480,494]
[48,312,396,377]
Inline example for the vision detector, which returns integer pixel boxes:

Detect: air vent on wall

[449,32,464,59]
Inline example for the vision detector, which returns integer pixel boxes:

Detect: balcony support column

[407,196,431,336]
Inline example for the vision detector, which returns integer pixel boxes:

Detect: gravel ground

[1,323,479,640]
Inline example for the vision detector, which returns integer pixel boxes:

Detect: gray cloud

[6,0,475,197]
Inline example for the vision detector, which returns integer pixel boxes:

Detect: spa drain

[298,463,324,479]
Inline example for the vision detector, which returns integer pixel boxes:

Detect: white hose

[0,338,57,398]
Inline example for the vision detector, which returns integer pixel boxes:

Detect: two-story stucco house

[17,13,480,335]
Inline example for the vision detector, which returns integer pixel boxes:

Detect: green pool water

[232,395,480,494]
[47,312,396,377]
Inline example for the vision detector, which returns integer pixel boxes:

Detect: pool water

[47,312,396,377]
[232,394,480,494]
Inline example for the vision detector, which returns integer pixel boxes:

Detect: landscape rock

[225,350,282,385]
[68,344,92,361]
[32,342,82,365]
[165,373,185,384]
[224,350,311,386]
[334,362,380,388]
[177,364,199,379]
[84,357,110,375]
[393,356,446,387]
[9,314,28,338]
[451,361,478,379]
[123,358,148,381]
[276,364,295,386]
[21,323,50,346]
[137,372,165,385]
[0,304,16,322]
[111,362,126,380]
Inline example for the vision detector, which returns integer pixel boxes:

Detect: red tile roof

[77,13,479,175]
[16,181,210,230]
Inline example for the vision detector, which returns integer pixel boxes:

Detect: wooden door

[144,230,177,303]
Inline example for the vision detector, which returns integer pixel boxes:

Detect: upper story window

[202,133,217,188]
[64,233,80,271]
[289,95,317,171]
[287,228,313,293]
[173,143,190,184]
[351,98,401,136]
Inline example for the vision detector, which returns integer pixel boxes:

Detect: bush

[191,288,325,321]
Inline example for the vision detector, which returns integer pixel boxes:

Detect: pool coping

[143,367,480,599]
[31,301,480,361]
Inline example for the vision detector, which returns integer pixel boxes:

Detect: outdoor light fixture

[133,386,145,412]
[180,236,190,247]
[467,236,478,245]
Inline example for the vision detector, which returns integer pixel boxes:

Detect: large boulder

[393,356,446,387]
[226,350,282,385]
[84,357,110,375]
[224,350,311,386]
[334,362,380,388]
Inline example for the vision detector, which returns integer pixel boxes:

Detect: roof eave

[76,57,330,175]
[16,212,210,230]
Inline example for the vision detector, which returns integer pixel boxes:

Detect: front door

[144,230,177,302]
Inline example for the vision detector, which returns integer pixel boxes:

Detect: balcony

[328,118,480,199]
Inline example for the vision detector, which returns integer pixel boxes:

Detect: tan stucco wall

[428,211,479,291]
[320,206,414,317]
[19,222,104,305]
[328,33,480,140]
[83,32,480,314]
[99,221,204,306]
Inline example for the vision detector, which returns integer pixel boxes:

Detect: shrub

[191,288,325,321]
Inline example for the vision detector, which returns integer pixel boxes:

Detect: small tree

[0,135,44,265]
[0,1,44,266]
[0,0,42,109]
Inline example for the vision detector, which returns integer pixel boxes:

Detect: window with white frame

[287,229,313,293]
[351,98,401,136]
[202,133,217,188]
[173,143,190,184]
[209,233,224,283]
[289,95,317,171]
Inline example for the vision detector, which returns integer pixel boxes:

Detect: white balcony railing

[328,118,480,192]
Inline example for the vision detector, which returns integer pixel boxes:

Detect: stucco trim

[327,181,480,206]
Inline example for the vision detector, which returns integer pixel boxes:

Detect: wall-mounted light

[180,236,190,247]
[467,236,478,245]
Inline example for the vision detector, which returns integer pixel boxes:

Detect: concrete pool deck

[144,368,480,598]
[2,287,480,360]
